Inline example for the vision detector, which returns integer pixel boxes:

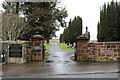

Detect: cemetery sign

[9,44,22,57]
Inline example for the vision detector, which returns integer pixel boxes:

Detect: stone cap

[31,35,44,40]
[77,36,89,40]
[1,41,26,44]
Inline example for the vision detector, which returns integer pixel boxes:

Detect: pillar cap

[77,36,89,40]
[31,35,44,40]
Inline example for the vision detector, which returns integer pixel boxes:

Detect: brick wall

[76,39,120,62]
[2,40,45,63]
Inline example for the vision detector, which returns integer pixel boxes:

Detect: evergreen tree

[61,16,83,45]
[60,34,63,43]
[97,1,120,42]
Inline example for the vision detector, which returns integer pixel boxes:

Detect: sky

[0,0,4,11]
[56,0,119,40]
[0,0,119,40]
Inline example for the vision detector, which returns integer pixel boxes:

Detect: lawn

[44,43,50,55]
[57,43,74,52]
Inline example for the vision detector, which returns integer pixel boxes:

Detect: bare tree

[1,6,30,41]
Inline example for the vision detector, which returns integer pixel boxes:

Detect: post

[31,35,44,62]
[76,36,89,61]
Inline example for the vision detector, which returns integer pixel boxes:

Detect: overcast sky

[56,0,119,40]
[0,0,119,40]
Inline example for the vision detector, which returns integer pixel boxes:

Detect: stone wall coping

[1,41,27,44]
[88,42,120,45]
[77,36,89,40]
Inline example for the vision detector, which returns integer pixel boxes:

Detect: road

[2,43,119,78]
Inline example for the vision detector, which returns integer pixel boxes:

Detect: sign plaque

[9,44,22,57]
[34,46,40,50]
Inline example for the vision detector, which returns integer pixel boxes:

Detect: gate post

[31,35,44,62]
[76,36,89,61]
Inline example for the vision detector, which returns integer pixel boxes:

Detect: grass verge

[44,43,50,55]
[57,43,74,52]
[44,43,50,52]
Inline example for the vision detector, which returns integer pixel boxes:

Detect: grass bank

[57,43,74,52]
[44,43,50,55]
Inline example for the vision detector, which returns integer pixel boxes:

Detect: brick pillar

[31,35,44,62]
[76,36,89,61]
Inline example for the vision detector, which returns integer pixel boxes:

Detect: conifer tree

[97,1,120,42]
[61,16,82,44]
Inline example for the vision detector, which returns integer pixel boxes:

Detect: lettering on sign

[9,44,22,57]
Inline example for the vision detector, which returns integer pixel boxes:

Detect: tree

[2,1,68,42]
[1,4,29,41]
[60,34,63,43]
[97,1,120,42]
[61,16,83,45]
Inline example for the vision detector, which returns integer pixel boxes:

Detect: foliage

[44,43,50,52]
[60,16,82,45]
[45,52,50,56]
[2,1,68,41]
[97,1,120,42]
